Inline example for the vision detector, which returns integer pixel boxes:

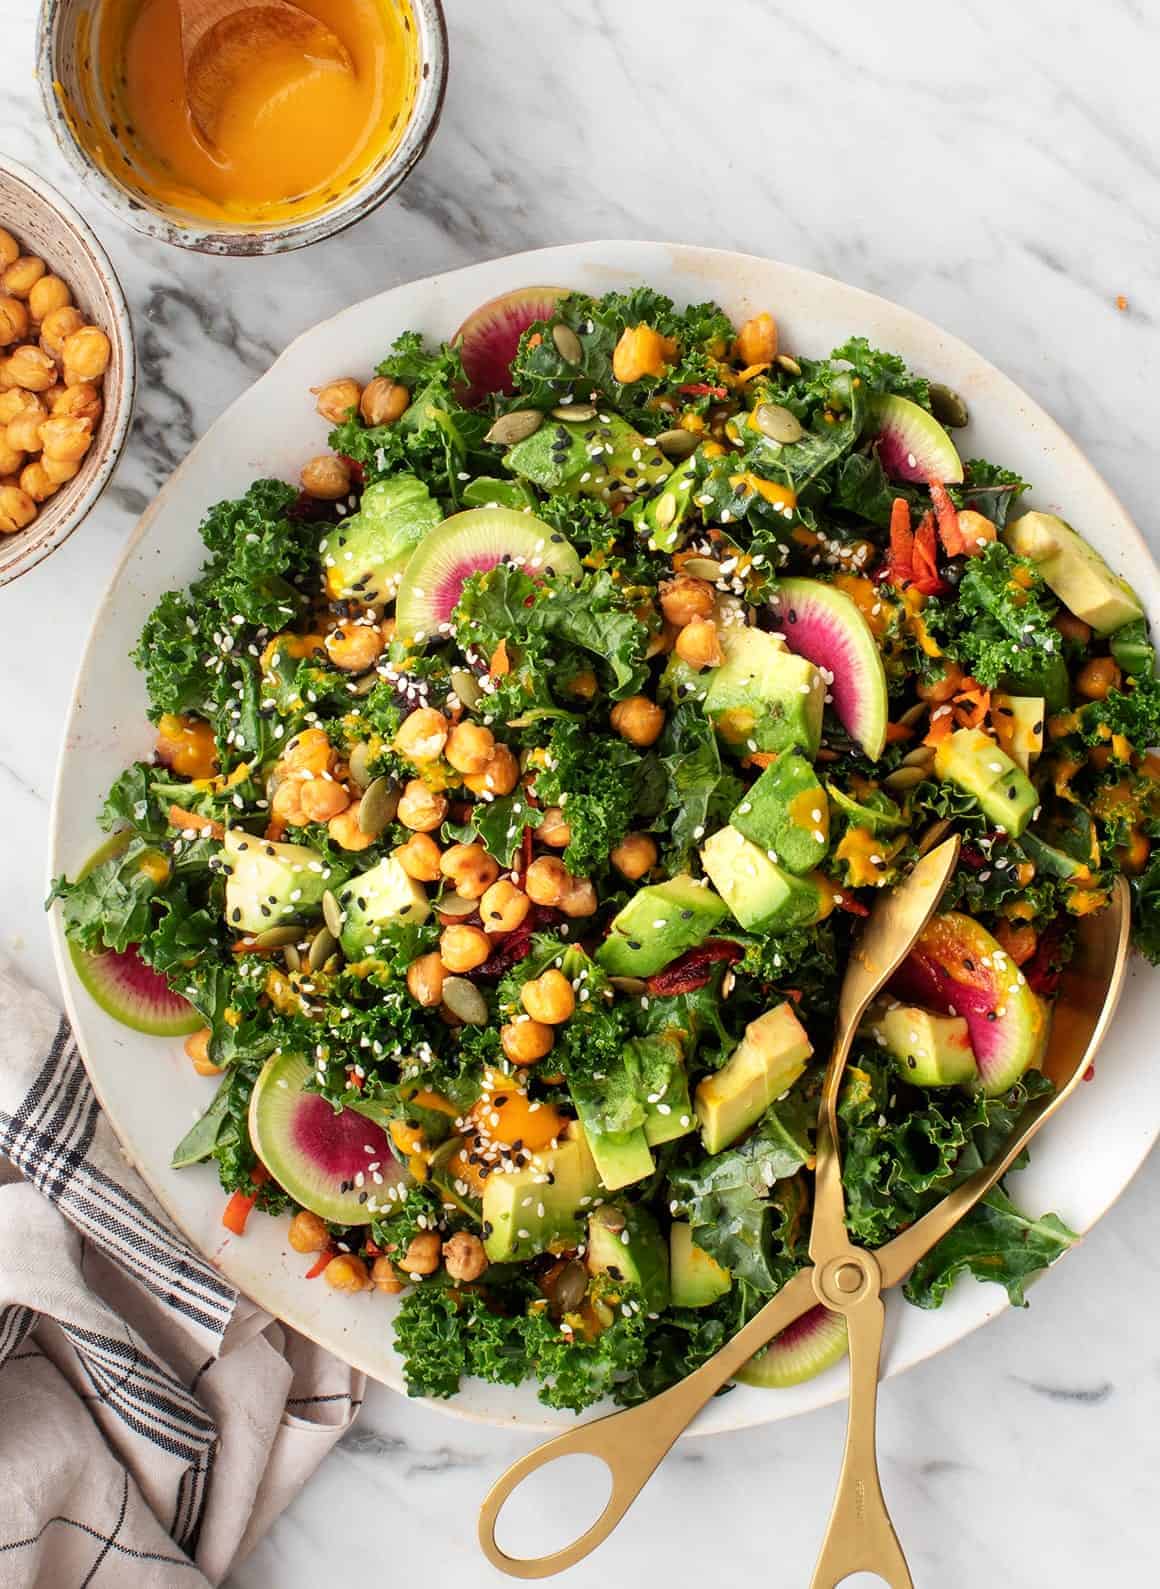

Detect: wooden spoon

[178,0,354,147]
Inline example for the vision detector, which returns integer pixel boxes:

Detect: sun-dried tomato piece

[645,940,743,996]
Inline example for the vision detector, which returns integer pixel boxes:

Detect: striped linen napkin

[0,958,365,1587]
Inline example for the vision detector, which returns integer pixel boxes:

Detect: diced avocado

[630,1035,696,1146]
[586,1204,670,1311]
[575,1115,654,1192]
[636,451,699,552]
[1110,618,1157,681]
[670,1222,732,1308]
[700,825,833,932]
[932,727,1038,837]
[1004,511,1145,635]
[459,476,539,513]
[337,855,431,958]
[695,1003,813,1155]
[504,413,671,502]
[223,830,328,934]
[825,782,906,835]
[596,874,728,978]
[732,752,829,874]
[703,626,824,759]
[320,475,441,603]
[1019,829,1090,880]
[999,651,1070,715]
[990,694,1045,774]
[867,1000,978,1088]
[659,650,710,708]
[482,1124,600,1262]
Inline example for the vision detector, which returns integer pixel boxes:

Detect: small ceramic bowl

[0,156,135,588]
[36,0,449,257]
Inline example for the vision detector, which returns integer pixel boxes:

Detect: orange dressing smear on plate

[89,0,417,226]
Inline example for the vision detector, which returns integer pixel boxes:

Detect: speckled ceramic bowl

[36,0,449,256]
[0,156,135,588]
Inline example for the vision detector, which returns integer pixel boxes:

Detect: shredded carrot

[264,817,288,842]
[953,681,991,729]
[222,1168,268,1236]
[924,707,955,747]
[889,497,914,573]
[305,1249,334,1279]
[168,803,225,840]
[929,479,964,557]
[884,721,915,743]
[911,511,945,594]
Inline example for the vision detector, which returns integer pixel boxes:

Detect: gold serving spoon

[478,840,1131,1582]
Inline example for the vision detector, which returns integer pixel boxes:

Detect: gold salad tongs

[478,835,1131,1583]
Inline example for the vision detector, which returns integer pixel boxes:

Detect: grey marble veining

[1,0,1158,1583]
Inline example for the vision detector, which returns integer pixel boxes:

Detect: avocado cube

[630,1035,696,1146]
[1004,511,1144,636]
[990,694,1045,774]
[586,1204,670,1311]
[700,825,833,932]
[669,1223,732,1308]
[223,830,328,935]
[866,1001,978,1089]
[575,1116,655,1192]
[932,727,1038,837]
[703,626,824,760]
[320,475,441,603]
[505,413,671,503]
[596,874,728,978]
[338,855,431,959]
[731,752,829,874]
[636,451,699,552]
[482,1127,600,1263]
[1110,619,1156,682]
[694,1003,813,1155]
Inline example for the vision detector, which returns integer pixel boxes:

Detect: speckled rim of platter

[47,241,1160,1433]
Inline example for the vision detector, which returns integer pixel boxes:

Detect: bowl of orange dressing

[37,0,448,253]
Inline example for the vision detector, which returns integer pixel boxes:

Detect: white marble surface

[2,0,1158,1582]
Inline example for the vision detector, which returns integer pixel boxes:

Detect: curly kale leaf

[925,541,1060,688]
[532,718,645,875]
[1130,851,1160,963]
[47,836,170,954]
[904,1188,1075,1309]
[656,704,744,871]
[1072,672,1160,752]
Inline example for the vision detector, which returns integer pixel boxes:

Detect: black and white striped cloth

[0,961,364,1587]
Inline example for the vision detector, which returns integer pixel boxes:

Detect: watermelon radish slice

[768,577,889,759]
[735,1304,849,1388]
[70,940,201,1037]
[454,286,569,407]
[395,507,582,641]
[891,912,1050,1096]
[248,1050,406,1225]
[869,394,963,485]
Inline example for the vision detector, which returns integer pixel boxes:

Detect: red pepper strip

[677,383,728,398]
[832,893,871,918]
[221,1165,269,1237]
[305,1249,334,1279]
[646,940,743,996]
[929,479,964,557]
[888,497,914,577]
[911,511,950,596]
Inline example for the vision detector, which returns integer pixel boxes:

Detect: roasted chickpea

[463,743,519,797]
[734,311,778,366]
[371,1255,404,1294]
[395,831,443,881]
[0,438,23,478]
[0,484,36,532]
[19,460,59,502]
[360,376,409,426]
[394,707,450,763]
[406,952,445,1007]
[283,726,333,772]
[4,345,56,392]
[537,806,571,848]
[271,778,307,826]
[2,256,46,300]
[524,855,571,908]
[479,878,531,934]
[324,1254,369,1292]
[326,802,374,851]
[7,411,43,453]
[38,414,92,463]
[563,667,597,701]
[299,777,351,823]
[0,388,40,426]
[441,842,500,900]
[183,1027,222,1077]
[39,304,84,360]
[675,617,723,670]
[312,376,362,424]
[40,455,80,486]
[51,381,102,423]
[444,720,495,775]
[660,573,715,627]
[0,295,28,346]
[501,1018,555,1066]
[0,229,17,270]
[288,1210,330,1254]
[610,832,658,881]
[439,924,492,973]
[27,274,71,323]
[325,619,384,672]
[401,1231,442,1277]
[443,1231,489,1283]
[397,778,448,832]
[61,325,111,383]
[1054,611,1092,646]
[521,969,575,1025]
[610,695,665,746]
[300,453,351,500]
[559,878,598,918]
[1076,656,1122,700]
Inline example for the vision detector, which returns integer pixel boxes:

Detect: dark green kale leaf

[925,541,1060,688]
[47,835,169,954]
[903,1188,1075,1309]
[657,704,744,871]
[1130,850,1160,963]
[532,718,644,875]
[955,458,1030,531]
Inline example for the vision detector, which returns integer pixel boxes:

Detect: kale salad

[52,284,1160,1412]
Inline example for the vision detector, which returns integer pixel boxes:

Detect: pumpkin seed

[753,401,804,445]
[348,742,373,789]
[898,700,929,728]
[655,427,699,459]
[441,977,488,1025]
[681,556,723,580]
[484,409,543,446]
[882,765,928,792]
[322,889,344,938]
[251,924,302,949]
[358,776,399,836]
[550,1258,588,1314]
[308,927,338,972]
[928,382,969,429]
[436,891,478,919]
[282,944,302,974]
[349,672,379,697]
[608,976,648,994]
[450,667,484,710]
[551,402,595,422]
[916,818,952,856]
[653,491,678,530]
[775,353,802,376]
[900,745,936,769]
[594,1204,626,1233]
[552,323,583,365]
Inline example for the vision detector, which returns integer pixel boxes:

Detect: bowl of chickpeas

[0,156,135,586]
